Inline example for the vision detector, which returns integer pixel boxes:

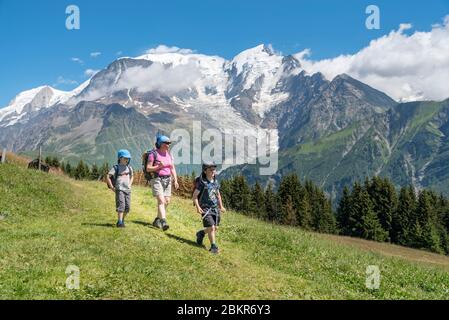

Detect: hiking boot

[161,219,170,231]
[117,221,125,228]
[196,230,205,246]
[152,217,162,229]
[209,244,219,254]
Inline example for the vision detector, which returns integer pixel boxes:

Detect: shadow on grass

[82,222,116,228]
[132,220,152,227]
[165,233,204,249]
[131,220,165,231]
[130,221,205,249]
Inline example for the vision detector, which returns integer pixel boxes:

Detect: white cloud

[145,45,194,55]
[116,51,123,56]
[295,15,449,102]
[90,52,101,58]
[71,57,84,65]
[79,61,202,101]
[84,69,100,77]
[116,61,201,93]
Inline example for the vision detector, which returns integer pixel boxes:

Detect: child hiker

[193,162,226,254]
[106,149,133,228]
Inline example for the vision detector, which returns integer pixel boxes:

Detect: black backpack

[142,149,159,181]
[192,174,213,206]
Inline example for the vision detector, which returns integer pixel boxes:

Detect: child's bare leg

[206,226,216,245]
[117,212,124,222]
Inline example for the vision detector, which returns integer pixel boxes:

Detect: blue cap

[117,149,132,163]
[156,134,171,148]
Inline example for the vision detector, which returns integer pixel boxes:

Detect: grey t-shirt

[108,165,133,193]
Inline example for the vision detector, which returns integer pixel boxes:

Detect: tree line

[220,175,449,255]
[220,174,337,234]
[337,177,449,254]
[59,159,109,181]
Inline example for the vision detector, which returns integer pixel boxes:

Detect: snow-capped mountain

[0,45,304,129]
[225,44,296,119]
[9,43,449,198]
[0,81,89,127]
[0,44,395,161]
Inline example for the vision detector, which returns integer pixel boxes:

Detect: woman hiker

[145,134,179,231]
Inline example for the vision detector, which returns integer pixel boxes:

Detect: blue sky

[0,0,448,107]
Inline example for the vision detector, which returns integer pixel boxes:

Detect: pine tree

[413,190,442,253]
[284,195,297,226]
[90,163,100,180]
[264,182,277,222]
[311,188,336,233]
[434,193,449,254]
[74,160,89,180]
[436,224,449,255]
[350,183,387,241]
[84,162,91,179]
[277,175,293,223]
[442,201,449,238]
[297,192,312,230]
[65,162,73,177]
[219,179,232,209]
[305,180,328,231]
[250,181,266,219]
[337,186,352,235]
[229,176,251,213]
[391,186,415,245]
[366,176,397,241]
[278,174,304,226]
[100,162,110,180]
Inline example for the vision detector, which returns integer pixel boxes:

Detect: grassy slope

[1,163,449,299]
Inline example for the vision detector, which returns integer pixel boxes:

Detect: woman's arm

[146,160,164,173]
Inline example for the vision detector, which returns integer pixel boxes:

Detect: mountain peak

[234,44,276,59]
[330,73,397,107]
[255,44,276,55]
[0,82,89,123]
[332,73,353,82]
[230,44,281,74]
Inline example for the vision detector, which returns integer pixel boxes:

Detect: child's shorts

[150,176,172,197]
[116,190,131,213]
[202,207,221,228]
